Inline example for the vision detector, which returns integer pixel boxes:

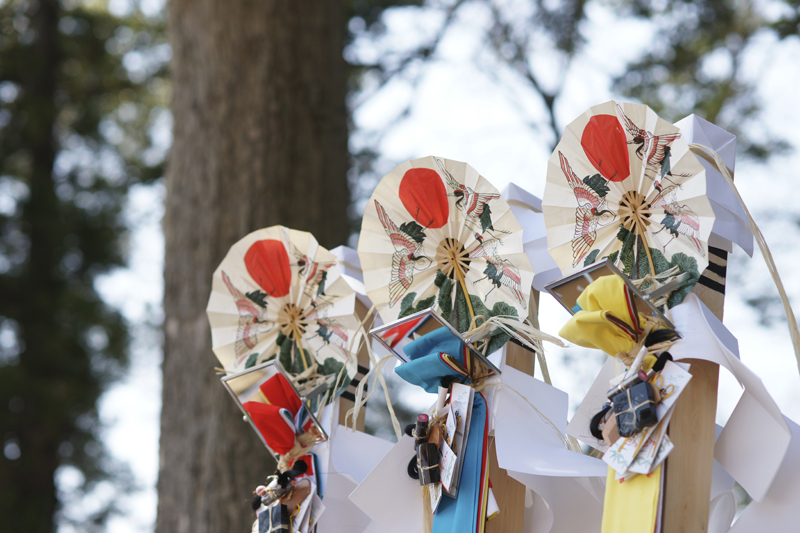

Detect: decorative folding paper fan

[207,226,360,396]
[542,101,714,305]
[358,156,534,340]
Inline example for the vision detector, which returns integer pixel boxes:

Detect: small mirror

[221,360,328,458]
[544,258,674,329]
[370,308,501,378]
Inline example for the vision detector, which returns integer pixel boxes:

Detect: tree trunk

[157,1,349,531]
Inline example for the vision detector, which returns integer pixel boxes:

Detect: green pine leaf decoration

[400,294,435,319]
[246,290,268,308]
[399,292,417,317]
[277,332,293,372]
[491,301,519,318]
[607,250,619,264]
[399,220,427,244]
[434,269,448,288]
[636,245,670,287]
[584,249,601,267]
[320,357,350,392]
[583,174,609,197]
[479,203,494,233]
[666,253,701,308]
[436,271,454,321]
[618,230,637,276]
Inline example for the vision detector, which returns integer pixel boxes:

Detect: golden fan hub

[618,190,652,235]
[278,303,307,338]
[436,238,471,280]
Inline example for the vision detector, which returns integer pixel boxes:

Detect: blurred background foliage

[1,0,798,530]
[0,0,167,530]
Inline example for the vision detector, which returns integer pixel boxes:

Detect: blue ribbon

[395,328,488,533]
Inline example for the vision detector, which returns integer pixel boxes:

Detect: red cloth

[242,402,297,455]
[259,373,302,413]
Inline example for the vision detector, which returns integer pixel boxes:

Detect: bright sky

[85,2,800,531]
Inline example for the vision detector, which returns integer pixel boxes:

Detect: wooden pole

[485,289,539,532]
[661,247,728,532]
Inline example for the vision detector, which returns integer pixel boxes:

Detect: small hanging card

[627,410,674,475]
[447,383,474,498]
[603,423,660,475]
[654,361,692,419]
[439,437,457,492]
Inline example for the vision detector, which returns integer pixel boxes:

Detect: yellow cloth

[601,465,662,533]
[558,275,646,356]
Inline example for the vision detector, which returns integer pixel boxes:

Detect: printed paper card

[628,409,675,475]
[654,361,692,419]
[450,383,474,456]
[650,434,674,472]
[439,437,457,493]
[603,423,659,475]
[444,403,457,449]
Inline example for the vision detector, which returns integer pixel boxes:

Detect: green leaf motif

[479,203,494,233]
[666,253,701,308]
[436,270,454,321]
[399,292,417,317]
[584,249,601,267]
[583,174,609,197]
[618,227,637,277]
[400,293,435,319]
[277,332,293,372]
[399,220,427,244]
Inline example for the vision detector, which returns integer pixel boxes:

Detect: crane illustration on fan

[542,101,713,307]
[358,156,534,342]
[206,226,360,401]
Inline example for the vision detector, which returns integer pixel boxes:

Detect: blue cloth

[393,329,487,533]
[433,393,486,533]
[395,328,467,393]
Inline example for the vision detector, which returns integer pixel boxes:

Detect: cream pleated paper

[542,101,714,297]
[207,226,360,391]
[358,156,534,329]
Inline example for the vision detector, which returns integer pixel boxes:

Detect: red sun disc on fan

[581,114,630,182]
[244,239,291,297]
[399,168,449,229]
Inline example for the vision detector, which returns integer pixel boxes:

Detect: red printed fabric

[242,402,297,455]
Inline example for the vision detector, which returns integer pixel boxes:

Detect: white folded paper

[674,115,753,256]
[669,294,791,501]
[501,182,563,291]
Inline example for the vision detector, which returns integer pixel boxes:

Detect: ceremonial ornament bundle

[542,100,714,307]
[200,102,800,533]
[207,225,361,399]
[358,155,534,349]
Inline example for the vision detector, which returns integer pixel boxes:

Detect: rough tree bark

[158,2,349,531]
